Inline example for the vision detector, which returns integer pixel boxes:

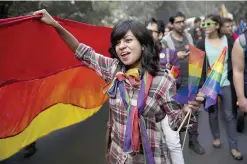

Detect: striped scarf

[103,67,154,164]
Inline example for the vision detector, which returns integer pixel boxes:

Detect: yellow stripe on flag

[213,62,224,73]
[189,64,201,77]
[0,103,101,161]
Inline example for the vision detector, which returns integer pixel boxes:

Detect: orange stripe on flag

[0,66,108,139]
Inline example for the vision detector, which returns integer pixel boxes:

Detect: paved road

[2,102,247,164]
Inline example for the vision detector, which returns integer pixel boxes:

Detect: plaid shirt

[75,43,188,164]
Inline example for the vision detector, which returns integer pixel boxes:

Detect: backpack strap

[239,33,247,51]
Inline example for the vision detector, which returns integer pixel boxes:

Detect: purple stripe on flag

[173,94,190,104]
[201,85,219,109]
[205,97,217,109]
[200,85,218,99]
[173,85,197,104]
[201,79,221,97]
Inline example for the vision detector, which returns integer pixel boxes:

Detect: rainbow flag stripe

[170,66,180,78]
[200,47,227,109]
[173,45,205,104]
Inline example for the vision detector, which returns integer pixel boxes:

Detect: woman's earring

[142,47,144,51]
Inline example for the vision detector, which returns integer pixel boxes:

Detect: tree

[4,1,117,26]
[0,1,12,18]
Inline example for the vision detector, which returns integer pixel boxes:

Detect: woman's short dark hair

[108,20,159,76]
[205,14,223,38]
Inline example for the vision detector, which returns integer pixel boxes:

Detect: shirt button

[123,154,127,159]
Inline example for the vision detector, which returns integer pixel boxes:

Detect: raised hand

[33,9,57,26]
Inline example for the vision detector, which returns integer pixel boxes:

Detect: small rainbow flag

[200,47,227,109]
[170,65,180,78]
[173,45,205,104]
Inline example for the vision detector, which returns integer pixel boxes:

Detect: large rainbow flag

[173,45,205,104]
[0,15,111,160]
[200,47,227,109]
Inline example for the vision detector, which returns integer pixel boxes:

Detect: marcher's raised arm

[33,9,79,52]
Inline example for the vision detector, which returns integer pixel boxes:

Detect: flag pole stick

[177,109,192,132]
[182,110,192,150]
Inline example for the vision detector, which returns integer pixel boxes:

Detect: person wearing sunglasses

[146,18,184,164]
[200,20,217,28]
[146,18,182,87]
[197,14,243,160]
[162,12,205,156]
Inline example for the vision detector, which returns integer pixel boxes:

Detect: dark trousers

[188,111,199,142]
[208,86,238,150]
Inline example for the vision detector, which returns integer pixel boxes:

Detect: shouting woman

[33,9,204,164]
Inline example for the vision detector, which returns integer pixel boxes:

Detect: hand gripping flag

[0,15,111,160]
[200,47,227,109]
[173,45,205,104]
